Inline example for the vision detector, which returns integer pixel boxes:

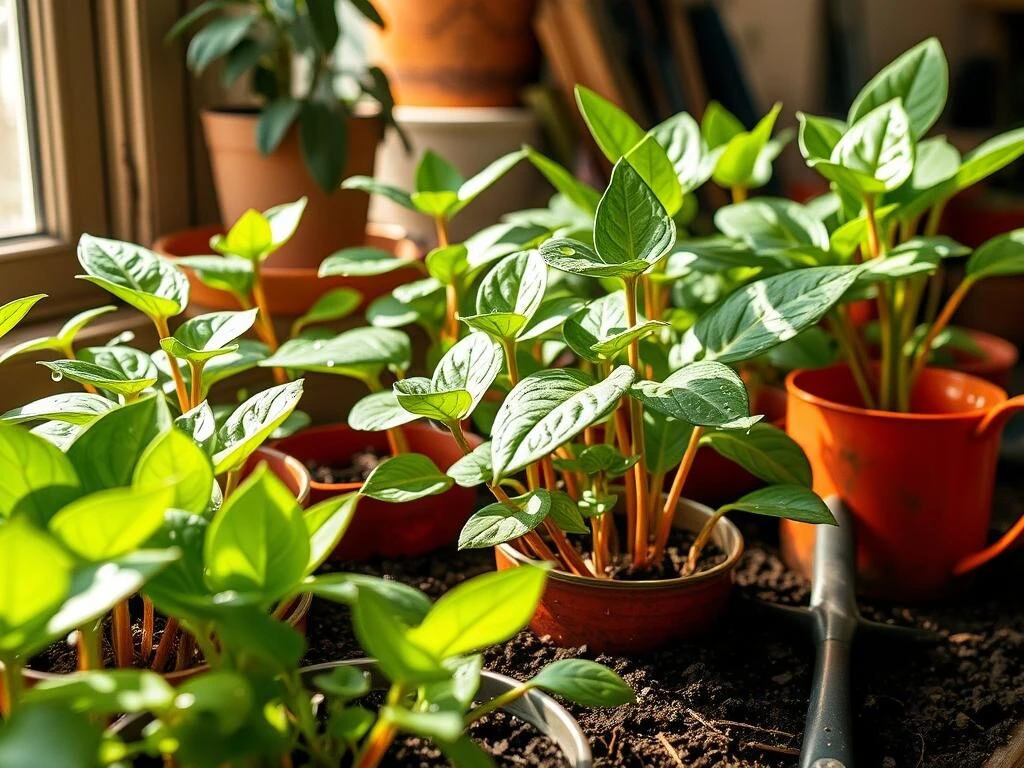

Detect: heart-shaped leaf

[593,160,676,276]
[722,484,835,524]
[966,229,1024,281]
[394,377,473,423]
[213,380,304,474]
[701,423,811,486]
[262,328,410,381]
[692,265,862,363]
[491,366,635,481]
[631,361,756,428]
[458,491,552,549]
[814,100,914,196]
[133,427,214,514]
[361,453,453,502]
[398,332,502,422]
[77,235,189,321]
[715,198,829,253]
[290,288,363,337]
[49,485,173,561]
[528,659,635,707]
[210,208,273,261]
[575,85,646,161]
[0,424,80,523]
[425,244,470,285]
[161,309,258,364]
[416,150,464,194]
[463,251,547,340]
[348,390,418,432]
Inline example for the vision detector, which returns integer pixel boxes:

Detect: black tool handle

[800,638,854,768]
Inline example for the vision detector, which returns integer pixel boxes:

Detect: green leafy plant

[168,0,401,190]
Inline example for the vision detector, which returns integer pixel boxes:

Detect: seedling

[168,0,402,191]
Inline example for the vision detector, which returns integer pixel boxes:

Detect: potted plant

[337,150,836,653]
[169,0,402,267]
[1,496,634,767]
[368,0,541,107]
[706,39,1024,598]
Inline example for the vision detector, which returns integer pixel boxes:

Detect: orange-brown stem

[141,597,155,659]
[623,278,650,566]
[154,317,190,413]
[910,278,974,386]
[112,601,134,668]
[542,519,593,576]
[653,426,704,561]
[150,618,179,673]
[174,633,196,672]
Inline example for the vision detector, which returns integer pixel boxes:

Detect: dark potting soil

[306,448,384,484]
[593,526,726,581]
[307,475,1024,767]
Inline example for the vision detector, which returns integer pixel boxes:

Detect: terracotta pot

[153,222,423,317]
[495,498,743,654]
[370,0,540,107]
[273,422,478,560]
[200,107,383,268]
[246,445,311,507]
[947,328,1019,390]
[781,364,1024,599]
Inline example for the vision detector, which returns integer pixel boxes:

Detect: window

[0,0,40,239]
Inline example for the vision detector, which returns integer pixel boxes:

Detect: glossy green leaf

[425,244,469,285]
[624,135,683,216]
[213,379,304,474]
[416,150,464,194]
[0,705,100,768]
[592,160,676,275]
[954,126,1024,192]
[966,229,1024,280]
[1,393,114,426]
[319,247,414,277]
[133,428,214,514]
[701,101,745,149]
[523,147,600,213]
[211,208,273,262]
[301,572,431,625]
[185,14,255,73]
[396,332,502,421]
[712,103,781,188]
[528,659,635,706]
[81,345,160,386]
[342,176,415,210]
[458,490,552,548]
[175,401,218,455]
[815,100,914,196]
[463,250,547,340]
[176,255,254,299]
[452,149,527,216]
[312,665,371,700]
[649,111,712,193]
[290,288,363,337]
[347,390,418,432]
[722,484,835,524]
[263,327,410,381]
[490,366,635,481]
[361,453,453,502]
[575,85,645,161]
[631,361,756,428]
[161,309,258,364]
[546,490,589,534]
[351,589,447,684]
[715,198,829,253]
[644,411,692,475]
[701,423,811,486]
[797,113,845,163]
[519,296,587,342]
[77,235,189,321]
[0,423,80,521]
[304,493,359,574]
[299,101,347,191]
[26,670,175,715]
[0,294,45,341]
[205,464,309,601]
[590,320,668,359]
[49,485,172,561]
[563,292,628,363]
[39,359,153,397]
[848,37,947,139]
[256,97,300,155]
[692,265,862,363]
[408,564,548,657]
[446,441,492,488]
[394,377,473,422]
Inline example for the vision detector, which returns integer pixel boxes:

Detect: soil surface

[599,527,726,581]
[307,448,383,484]
[306,471,1024,767]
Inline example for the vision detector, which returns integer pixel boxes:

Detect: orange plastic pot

[369,0,540,107]
[781,364,1024,599]
[947,328,1018,390]
[494,498,743,654]
[153,222,423,317]
[245,445,311,507]
[273,422,478,560]
[200,107,383,268]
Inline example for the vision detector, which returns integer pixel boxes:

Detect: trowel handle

[800,638,854,768]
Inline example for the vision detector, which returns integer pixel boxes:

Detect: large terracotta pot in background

[370,0,540,107]
[495,499,743,654]
[273,422,478,560]
[153,222,423,317]
[200,107,383,269]
[781,365,1024,600]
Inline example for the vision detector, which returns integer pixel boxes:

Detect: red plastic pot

[152,222,423,316]
[494,498,743,654]
[273,422,478,560]
[781,364,1024,599]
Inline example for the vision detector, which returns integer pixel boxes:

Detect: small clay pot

[494,498,743,654]
[273,422,479,560]
[153,222,423,317]
[369,0,541,107]
[200,106,383,268]
[246,445,311,507]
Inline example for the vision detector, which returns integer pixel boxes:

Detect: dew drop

[50,370,63,382]
[312,341,324,351]
[326,360,336,368]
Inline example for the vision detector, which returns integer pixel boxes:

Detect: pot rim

[497,497,743,590]
[202,101,382,120]
[953,327,1019,370]
[390,104,539,125]
[252,445,311,506]
[786,363,1010,422]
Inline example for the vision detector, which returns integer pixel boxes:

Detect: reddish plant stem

[623,278,650,566]
[112,601,134,668]
[154,317,190,413]
[150,619,179,673]
[653,427,704,561]
[174,633,196,672]
[141,597,155,659]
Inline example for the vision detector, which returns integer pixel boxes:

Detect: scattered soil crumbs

[307,448,383,484]
[596,526,726,581]
[307,476,1024,767]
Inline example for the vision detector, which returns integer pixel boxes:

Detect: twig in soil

[715,719,798,740]
[656,733,685,768]
[684,707,726,737]
[915,732,926,768]
[743,741,800,757]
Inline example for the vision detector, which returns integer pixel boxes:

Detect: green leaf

[1,393,114,426]
[291,288,362,336]
[186,14,256,74]
[205,464,310,602]
[692,265,862,363]
[263,328,410,381]
[39,359,153,397]
[575,85,646,161]
[0,423,80,522]
[848,37,947,139]
[458,491,552,548]
[361,453,453,502]
[381,708,464,742]
[590,320,668,359]
[342,176,415,210]
[438,736,496,768]
[307,0,340,51]
[463,251,546,340]
[411,190,459,217]
[408,565,549,657]
[0,294,45,341]
[519,296,587,341]
[416,150,464,194]
[631,361,756,428]
[395,333,502,422]
[452,150,526,216]
[319,247,412,277]
[67,396,171,493]
[954,126,1024,192]
[133,428,214,515]
[77,235,189,321]
[563,291,628,363]
[0,705,101,768]
[712,103,782,189]
[624,135,683,216]
[304,493,359,574]
[966,229,1024,281]
[425,244,469,285]
[592,160,676,276]
[446,441,492,488]
[213,380,304,474]
[490,366,635,481]
[177,255,255,299]
[162,309,258,364]
[528,659,635,706]
[649,112,711,193]
[0,518,74,655]
[815,100,914,196]
[313,665,371,700]
[351,589,448,684]
[539,238,646,278]
[48,485,171,562]
[300,101,347,191]
[524,147,600,213]
[701,101,744,149]
[644,411,692,475]
[722,484,835,524]
[715,198,829,253]
[701,423,811,486]
[211,208,273,262]
[546,490,589,534]
[26,670,175,715]
[79,345,160,388]
[797,113,846,163]
[394,378,472,422]
[256,97,300,154]
[348,390,418,432]
[267,197,309,250]
[176,401,218,454]
[303,572,431,625]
